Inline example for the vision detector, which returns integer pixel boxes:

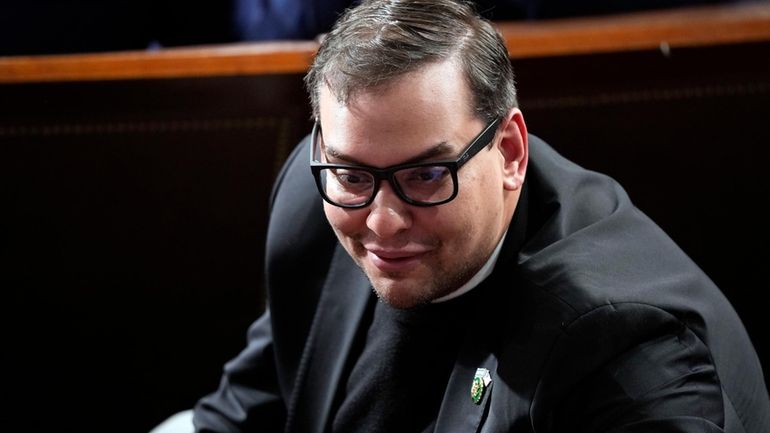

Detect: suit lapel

[435,343,498,433]
[286,244,372,433]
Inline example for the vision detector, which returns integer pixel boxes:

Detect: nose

[366,181,413,239]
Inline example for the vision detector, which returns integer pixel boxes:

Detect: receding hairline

[316,53,481,122]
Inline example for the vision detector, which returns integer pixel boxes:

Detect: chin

[370,278,444,309]
[374,289,429,309]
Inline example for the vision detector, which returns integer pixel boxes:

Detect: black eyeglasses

[309,118,501,208]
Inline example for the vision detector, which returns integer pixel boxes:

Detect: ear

[497,108,528,191]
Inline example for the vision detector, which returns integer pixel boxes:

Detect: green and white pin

[470,367,492,404]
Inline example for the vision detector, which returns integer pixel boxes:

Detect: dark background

[2,41,769,431]
[0,0,753,55]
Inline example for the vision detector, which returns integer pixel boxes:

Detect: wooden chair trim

[499,2,770,58]
[1,3,769,83]
[0,41,319,84]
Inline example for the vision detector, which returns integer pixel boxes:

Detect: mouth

[365,249,429,273]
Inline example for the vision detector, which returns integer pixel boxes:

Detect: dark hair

[305,0,517,123]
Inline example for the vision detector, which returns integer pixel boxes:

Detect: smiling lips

[365,248,431,273]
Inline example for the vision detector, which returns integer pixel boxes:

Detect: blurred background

[0,0,757,55]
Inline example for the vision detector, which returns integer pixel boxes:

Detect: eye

[403,166,449,183]
[327,169,374,192]
[335,170,369,184]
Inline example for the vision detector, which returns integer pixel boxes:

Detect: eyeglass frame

[309,117,502,208]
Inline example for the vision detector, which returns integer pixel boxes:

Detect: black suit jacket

[194,134,770,432]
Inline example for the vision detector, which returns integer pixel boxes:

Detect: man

[193,0,770,431]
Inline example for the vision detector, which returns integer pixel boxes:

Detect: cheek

[324,204,366,236]
[464,161,504,209]
[415,201,474,242]
[443,171,501,235]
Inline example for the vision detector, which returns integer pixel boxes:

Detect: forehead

[318,60,482,166]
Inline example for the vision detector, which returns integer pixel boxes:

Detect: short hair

[305,0,517,123]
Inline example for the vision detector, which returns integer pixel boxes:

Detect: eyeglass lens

[319,165,454,206]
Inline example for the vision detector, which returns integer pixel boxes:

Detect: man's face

[318,59,516,309]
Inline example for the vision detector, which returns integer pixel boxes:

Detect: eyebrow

[323,141,456,167]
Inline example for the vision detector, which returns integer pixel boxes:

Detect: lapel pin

[470,367,492,404]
